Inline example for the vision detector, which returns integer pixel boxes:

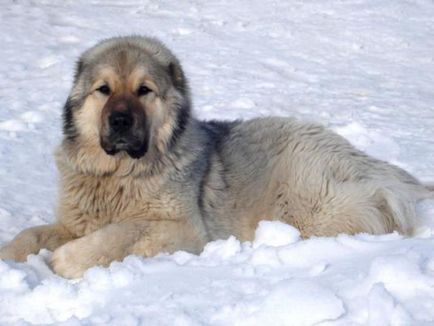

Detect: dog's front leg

[51,219,205,279]
[0,224,75,262]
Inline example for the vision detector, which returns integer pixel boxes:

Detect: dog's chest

[61,174,184,234]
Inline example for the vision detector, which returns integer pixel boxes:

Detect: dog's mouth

[101,136,148,159]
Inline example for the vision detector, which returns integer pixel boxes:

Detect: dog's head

[61,36,191,174]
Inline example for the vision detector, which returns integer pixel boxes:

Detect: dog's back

[198,117,431,240]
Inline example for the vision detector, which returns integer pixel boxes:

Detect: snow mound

[253,220,300,248]
[0,222,434,324]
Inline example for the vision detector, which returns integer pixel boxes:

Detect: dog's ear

[62,96,78,141]
[73,59,85,82]
[168,61,188,95]
[63,59,85,142]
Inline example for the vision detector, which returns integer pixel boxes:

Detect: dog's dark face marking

[100,93,149,159]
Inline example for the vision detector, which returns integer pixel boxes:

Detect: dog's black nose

[109,112,133,132]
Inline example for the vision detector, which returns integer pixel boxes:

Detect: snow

[0,0,434,324]
[3,231,434,324]
[253,220,300,248]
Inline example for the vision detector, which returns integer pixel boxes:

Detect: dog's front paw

[0,244,19,261]
[0,236,36,262]
[51,241,89,279]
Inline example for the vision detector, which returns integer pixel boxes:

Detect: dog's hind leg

[0,223,75,262]
[274,181,416,238]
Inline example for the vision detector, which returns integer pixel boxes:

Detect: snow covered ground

[1,0,434,324]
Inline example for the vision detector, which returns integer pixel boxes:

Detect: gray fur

[0,36,431,278]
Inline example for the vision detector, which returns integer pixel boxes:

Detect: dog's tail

[417,182,434,200]
[379,182,433,236]
[425,183,434,192]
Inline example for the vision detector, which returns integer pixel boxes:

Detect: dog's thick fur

[1,36,432,278]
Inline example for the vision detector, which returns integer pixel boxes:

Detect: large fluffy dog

[0,36,432,278]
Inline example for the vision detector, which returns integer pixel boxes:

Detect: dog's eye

[97,85,111,95]
[137,85,151,96]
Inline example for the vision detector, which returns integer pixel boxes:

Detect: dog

[0,36,432,278]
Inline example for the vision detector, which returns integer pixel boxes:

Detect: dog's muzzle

[100,94,148,159]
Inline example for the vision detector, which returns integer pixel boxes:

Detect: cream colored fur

[0,36,431,278]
